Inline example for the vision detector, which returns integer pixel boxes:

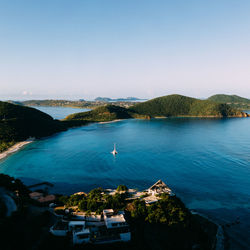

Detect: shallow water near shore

[0,107,250,249]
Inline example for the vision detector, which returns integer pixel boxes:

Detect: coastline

[98,119,123,124]
[0,138,35,161]
[191,210,224,250]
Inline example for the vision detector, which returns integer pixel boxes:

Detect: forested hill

[65,95,249,124]
[129,94,248,117]
[208,94,250,109]
[65,105,148,122]
[0,101,66,152]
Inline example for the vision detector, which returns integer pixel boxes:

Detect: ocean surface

[0,107,250,249]
[31,106,90,119]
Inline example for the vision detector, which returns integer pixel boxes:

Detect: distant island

[18,98,144,109]
[20,99,100,109]
[1,94,249,154]
[95,97,146,102]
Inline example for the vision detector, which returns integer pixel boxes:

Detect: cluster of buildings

[49,180,173,246]
[50,209,131,245]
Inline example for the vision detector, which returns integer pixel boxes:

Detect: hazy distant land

[9,94,250,111]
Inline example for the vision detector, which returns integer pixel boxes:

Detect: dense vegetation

[56,187,214,250]
[58,187,192,228]
[127,195,215,250]
[208,94,250,109]
[0,101,66,152]
[58,187,128,214]
[117,184,128,191]
[129,94,246,117]
[65,105,148,122]
[65,94,249,124]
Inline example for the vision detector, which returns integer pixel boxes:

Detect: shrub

[116,185,128,191]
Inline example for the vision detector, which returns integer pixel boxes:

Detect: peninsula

[0,174,218,250]
[0,101,66,153]
[65,94,249,123]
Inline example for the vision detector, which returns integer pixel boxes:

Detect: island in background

[9,96,146,110]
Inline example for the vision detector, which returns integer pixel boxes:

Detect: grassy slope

[65,95,248,124]
[0,101,66,152]
[208,94,250,103]
[208,94,250,109]
[65,105,148,122]
[129,94,245,117]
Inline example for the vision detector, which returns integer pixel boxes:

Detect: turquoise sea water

[0,108,250,249]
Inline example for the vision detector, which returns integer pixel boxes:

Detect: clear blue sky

[0,0,250,100]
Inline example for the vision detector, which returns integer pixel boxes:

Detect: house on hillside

[147,180,174,196]
[103,209,131,242]
[50,209,131,245]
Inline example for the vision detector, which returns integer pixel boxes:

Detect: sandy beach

[0,138,35,161]
[99,119,122,124]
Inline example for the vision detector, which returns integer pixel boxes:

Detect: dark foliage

[129,94,244,117]
[0,101,67,152]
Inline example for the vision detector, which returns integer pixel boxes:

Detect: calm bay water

[31,106,90,119]
[0,107,250,249]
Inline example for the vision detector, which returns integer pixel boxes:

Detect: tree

[116,185,128,191]
[130,200,147,219]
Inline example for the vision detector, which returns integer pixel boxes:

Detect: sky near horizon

[0,0,250,100]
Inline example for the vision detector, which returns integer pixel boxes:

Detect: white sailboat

[111,143,118,155]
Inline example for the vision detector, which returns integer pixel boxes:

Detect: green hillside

[129,94,246,117]
[208,94,250,109]
[65,95,248,125]
[0,101,66,152]
[65,105,147,122]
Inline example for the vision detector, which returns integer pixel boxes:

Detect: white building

[103,209,131,242]
[147,179,173,196]
[50,209,131,245]
[49,220,69,236]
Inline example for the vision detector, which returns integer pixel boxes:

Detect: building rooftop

[148,180,172,193]
[104,214,127,229]
[103,209,114,214]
